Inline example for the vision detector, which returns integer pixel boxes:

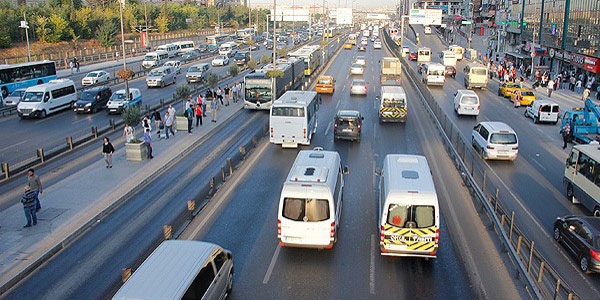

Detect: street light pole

[119,0,130,101]
[272,0,278,104]
[20,13,31,62]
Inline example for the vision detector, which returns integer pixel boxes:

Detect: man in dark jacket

[21,185,37,227]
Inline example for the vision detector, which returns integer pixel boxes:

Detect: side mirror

[375,168,382,176]
[343,166,349,174]
[361,116,364,120]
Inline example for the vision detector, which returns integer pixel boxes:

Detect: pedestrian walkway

[56,55,145,79]
[0,98,244,293]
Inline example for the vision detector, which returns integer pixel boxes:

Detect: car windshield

[387,204,435,228]
[188,66,202,72]
[110,93,127,101]
[282,198,330,222]
[87,72,99,77]
[234,53,246,59]
[352,80,365,86]
[351,63,362,68]
[148,70,164,76]
[490,133,517,144]
[10,90,25,98]
[80,91,96,101]
[216,56,226,60]
[144,55,157,61]
[318,78,332,84]
[22,91,44,102]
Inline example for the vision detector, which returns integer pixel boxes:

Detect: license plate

[342,128,352,132]
[284,236,300,242]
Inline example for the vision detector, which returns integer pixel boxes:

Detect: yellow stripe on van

[382,224,438,251]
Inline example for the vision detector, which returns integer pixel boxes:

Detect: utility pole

[272,0,278,104]
[119,0,130,101]
[20,13,31,62]
[144,2,149,48]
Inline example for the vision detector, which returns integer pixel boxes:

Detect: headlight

[85,103,92,107]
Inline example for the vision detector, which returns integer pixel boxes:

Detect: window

[213,251,227,272]
[479,126,490,140]
[461,96,478,105]
[182,264,215,300]
[387,204,435,228]
[272,107,305,117]
[282,198,330,222]
[490,133,517,144]
[541,105,551,112]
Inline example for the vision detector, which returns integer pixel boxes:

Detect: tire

[161,81,165,88]
[92,106,97,113]
[534,116,539,124]
[594,207,600,217]
[553,227,561,241]
[39,110,47,118]
[225,268,234,297]
[567,184,576,204]
[1,87,8,98]
[580,256,591,274]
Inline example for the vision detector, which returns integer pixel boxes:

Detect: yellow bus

[288,45,322,76]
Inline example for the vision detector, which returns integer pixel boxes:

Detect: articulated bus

[0,61,57,99]
[288,45,322,76]
[564,144,600,216]
[244,58,304,110]
[206,34,230,47]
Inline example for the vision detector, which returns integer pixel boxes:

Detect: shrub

[247,59,257,70]
[229,64,239,77]
[122,104,143,135]
[175,85,192,100]
[260,54,271,64]
[208,73,219,89]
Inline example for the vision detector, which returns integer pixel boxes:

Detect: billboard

[336,8,353,25]
[366,13,388,20]
[270,9,310,22]
[409,9,443,25]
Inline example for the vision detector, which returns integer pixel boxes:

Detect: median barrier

[383,29,578,300]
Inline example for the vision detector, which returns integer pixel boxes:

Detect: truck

[563,98,600,144]
[380,57,402,84]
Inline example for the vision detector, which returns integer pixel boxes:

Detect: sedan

[164,60,182,74]
[3,88,26,106]
[181,50,200,60]
[350,63,365,75]
[350,79,368,95]
[211,55,230,67]
[498,82,521,97]
[409,52,418,61]
[81,70,110,86]
[344,42,353,49]
[554,215,600,274]
[445,66,456,78]
[358,44,366,51]
[354,56,366,66]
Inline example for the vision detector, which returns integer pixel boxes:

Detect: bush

[122,104,143,130]
[208,73,219,89]
[247,59,257,70]
[229,64,239,77]
[175,85,192,100]
[260,54,271,64]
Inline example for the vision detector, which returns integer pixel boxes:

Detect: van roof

[381,85,406,95]
[533,99,558,105]
[382,154,438,203]
[456,89,478,96]
[25,79,74,92]
[112,240,220,300]
[480,121,515,133]
[286,149,340,187]
[574,144,600,162]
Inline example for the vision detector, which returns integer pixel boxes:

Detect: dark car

[196,44,209,53]
[75,86,112,113]
[554,215,600,273]
[233,51,251,65]
[265,40,274,50]
[445,66,457,78]
[334,110,364,142]
[207,44,219,53]
[409,52,418,61]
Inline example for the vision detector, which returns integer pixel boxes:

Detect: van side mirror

[375,168,382,176]
[361,116,364,120]
[342,166,349,174]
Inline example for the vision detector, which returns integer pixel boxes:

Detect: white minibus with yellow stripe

[378,154,440,258]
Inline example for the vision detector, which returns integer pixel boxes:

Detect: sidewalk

[0,97,244,293]
[56,55,145,79]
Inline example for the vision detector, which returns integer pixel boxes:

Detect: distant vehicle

[207,44,219,53]
[358,43,366,51]
[181,49,201,60]
[422,63,446,86]
[196,43,209,53]
[186,63,211,84]
[472,121,518,161]
[350,63,364,75]
[453,89,480,117]
[75,86,112,114]
[211,55,230,67]
[233,51,251,66]
[174,40,195,54]
[440,50,457,67]
[417,47,431,62]
[206,34,231,47]
[107,88,142,114]
[218,42,236,57]
[343,42,353,49]
[449,45,464,60]
[244,58,304,110]
[377,85,407,123]
[146,66,176,88]
[524,99,559,124]
[142,50,169,69]
[2,88,26,106]
[553,215,600,273]
[464,63,489,90]
[156,43,179,58]
[373,40,382,49]
[269,91,320,148]
[498,82,521,97]
[350,79,368,95]
[409,52,418,61]
[354,56,366,66]
[424,26,432,34]
[380,57,402,83]
[0,60,57,99]
[512,89,537,106]
[288,45,322,76]
[315,76,335,94]
[81,70,111,86]
[17,79,77,119]
[163,60,182,74]
[445,66,457,78]
[334,110,364,142]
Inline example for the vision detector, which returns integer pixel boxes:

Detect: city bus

[269,91,320,148]
[0,60,57,99]
[288,45,322,76]
[206,34,230,47]
[244,58,304,110]
[236,28,255,41]
[564,144,600,216]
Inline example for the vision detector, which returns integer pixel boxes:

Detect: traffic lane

[2,111,267,300]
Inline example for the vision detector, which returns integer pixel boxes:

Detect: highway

[411,27,600,299]
[0,34,523,299]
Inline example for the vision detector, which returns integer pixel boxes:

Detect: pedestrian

[210,98,218,123]
[576,80,583,94]
[142,115,152,133]
[513,91,522,108]
[570,76,576,91]
[151,109,162,137]
[195,104,203,127]
[123,122,135,143]
[198,93,207,117]
[164,110,175,139]
[583,88,591,101]
[562,122,571,149]
[185,105,193,134]
[224,84,231,106]
[143,129,153,159]
[21,185,37,228]
[231,83,238,103]
[519,76,525,89]
[102,137,115,168]
[69,60,74,74]
[596,85,600,100]
[185,96,192,111]
[168,105,177,132]
[547,79,555,97]
[216,87,224,106]
[75,60,80,73]
[27,168,43,212]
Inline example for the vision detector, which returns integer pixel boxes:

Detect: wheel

[225,268,234,296]
[594,207,600,217]
[498,90,502,96]
[1,87,7,98]
[553,227,561,241]
[534,116,539,124]
[91,106,97,113]
[39,110,47,118]
[523,109,528,117]
[161,81,165,88]
[580,256,591,274]
[567,184,576,204]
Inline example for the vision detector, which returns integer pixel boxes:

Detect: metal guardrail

[382,30,578,300]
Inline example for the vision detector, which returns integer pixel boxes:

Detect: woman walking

[102,137,115,168]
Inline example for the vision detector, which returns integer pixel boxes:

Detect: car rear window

[552,106,560,113]
[283,198,330,222]
[387,204,435,228]
[461,96,478,105]
[490,133,517,144]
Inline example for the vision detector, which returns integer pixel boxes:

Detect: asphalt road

[412,27,600,299]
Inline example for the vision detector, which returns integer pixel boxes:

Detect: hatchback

[146,66,176,88]
[334,110,364,142]
[75,86,112,113]
[554,215,600,274]
[164,60,182,74]
[350,79,368,95]
[212,55,230,66]
[350,63,364,75]
[354,56,366,66]
[471,121,518,161]
[445,66,456,78]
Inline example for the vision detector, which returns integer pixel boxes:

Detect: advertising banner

[409,9,442,25]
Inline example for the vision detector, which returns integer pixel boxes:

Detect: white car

[471,121,518,161]
[81,70,111,86]
[350,79,368,95]
[354,56,366,67]
[373,41,382,49]
[211,55,230,67]
[350,63,364,75]
[164,60,182,74]
[3,88,26,106]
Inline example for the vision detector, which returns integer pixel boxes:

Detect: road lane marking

[370,234,376,295]
[263,245,281,284]
[335,99,341,109]
[529,154,547,171]
[72,117,90,125]
[324,121,332,136]
[0,139,28,152]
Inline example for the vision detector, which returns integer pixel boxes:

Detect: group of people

[17,168,43,228]
[203,82,243,107]
[69,57,80,74]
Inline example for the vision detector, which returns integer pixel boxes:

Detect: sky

[249,0,397,10]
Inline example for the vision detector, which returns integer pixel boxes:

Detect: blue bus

[0,60,57,99]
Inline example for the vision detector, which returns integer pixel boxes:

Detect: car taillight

[477,105,480,110]
[512,146,518,150]
[357,122,361,132]
[334,122,338,132]
[591,249,600,261]
[380,225,385,243]
[330,222,335,238]
[350,85,353,89]
[487,145,494,149]
[457,104,461,109]
[277,219,281,237]
[303,128,307,138]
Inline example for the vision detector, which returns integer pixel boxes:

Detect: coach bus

[0,60,57,99]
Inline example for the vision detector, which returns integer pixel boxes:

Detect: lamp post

[272,0,278,104]
[19,13,31,62]
[119,0,130,101]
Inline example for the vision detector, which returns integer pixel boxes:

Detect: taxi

[511,89,536,106]
[343,42,353,49]
[498,82,521,98]
[316,76,335,94]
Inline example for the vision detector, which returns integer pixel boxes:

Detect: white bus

[277,148,348,249]
[17,79,77,119]
[417,47,431,62]
[270,91,320,148]
[440,50,457,67]
[236,28,255,41]
[156,44,179,58]
[142,50,169,69]
[174,40,195,53]
[378,154,440,258]
[218,42,236,57]
[564,144,600,216]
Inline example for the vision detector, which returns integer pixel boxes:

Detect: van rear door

[280,195,332,247]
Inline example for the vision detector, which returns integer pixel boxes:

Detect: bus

[206,34,230,47]
[288,45,322,76]
[269,91,320,148]
[244,58,304,110]
[236,28,255,41]
[324,28,335,38]
[417,47,431,62]
[0,60,57,99]
[564,144,600,216]
[174,41,195,54]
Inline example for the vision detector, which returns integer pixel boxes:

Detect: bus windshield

[245,81,272,102]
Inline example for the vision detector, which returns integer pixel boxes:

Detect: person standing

[21,185,37,228]
[151,109,162,136]
[102,137,115,168]
[231,83,238,103]
[562,122,571,149]
[216,87,224,106]
[185,105,194,134]
[185,96,192,111]
[69,60,74,74]
[123,123,135,143]
[576,79,583,94]
[27,168,43,212]
[142,115,152,133]
[547,79,555,97]
[195,104,203,127]
[143,129,153,159]
[224,84,231,106]
[164,110,175,139]
[75,59,80,73]
[168,104,177,131]
[210,98,218,123]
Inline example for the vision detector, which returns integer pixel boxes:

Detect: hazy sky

[249,0,397,10]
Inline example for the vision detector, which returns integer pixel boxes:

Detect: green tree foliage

[34,15,51,43]
[229,64,239,77]
[97,21,117,48]
[208,73,219,89]
[47,13,68,43]
[260,54,271,64]
[155,13,169,33]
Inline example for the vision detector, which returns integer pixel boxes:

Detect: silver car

[146,66,176,88]
[354,56,366,66]
[350,63,364,75]
[350,79,368,95]
[186,63,211,84]
[3,88,26,106]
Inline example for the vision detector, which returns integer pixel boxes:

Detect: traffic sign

[462,20,472,25]
[530,52,536,58]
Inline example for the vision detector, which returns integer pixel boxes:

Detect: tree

[47,13,69,43]
[247,59,257,70]
[260,54,271,64]
[155,12,169,33]
[34,15,51,43]
[96,21,117,48]
[208,73,219,89]
[229,64,239,77]
[122,104,143,141]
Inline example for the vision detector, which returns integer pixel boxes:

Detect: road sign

[409,9,442,25]
[462,20,472,25]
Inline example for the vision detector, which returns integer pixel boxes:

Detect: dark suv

[233,51,251,66]
[554,215,600,273]
[75,86,112,113]
[334,110,364,142]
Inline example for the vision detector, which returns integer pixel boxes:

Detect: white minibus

[417,47,431,62]
[17,79,77,119]
[378,154,440,258]
[174,40,195,54]
[142,50,169,69]
[440,50,457,67]
[422,63,446,86]
[564,144,600,216]
[449,45,464,60]
[157,43,179,58]
[278,147,348,249]
[270,91,320,148]
[218,42,234,57]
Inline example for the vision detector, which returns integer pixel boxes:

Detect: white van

[17,79,77,119]
[378,154,440,258]
[142,50,169,69]
[525,99,560,124]
[174,40,195,54]
[270,91,320,148]
[112,240,234,300]
[472,121,519,161]
[277,148,349,249]
[422,63,445,86]
[219,42,235,57]
[454,89,480,116]
[449,45,464,60]
[156,44,179,58]
[440,50,457,67]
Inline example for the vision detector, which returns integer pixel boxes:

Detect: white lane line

[263,245,281,284]
[529,154,547,171]
[336,99,341,109]
[369,234,376,295]
[325,121,332,136]
[71,118,89,125]
[0,139,28,152]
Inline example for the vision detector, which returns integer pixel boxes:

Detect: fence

[382,29,579,300]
